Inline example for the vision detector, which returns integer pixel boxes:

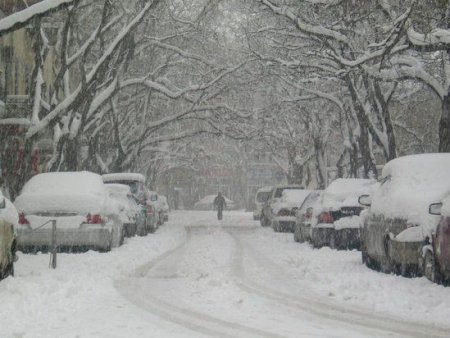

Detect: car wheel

[424,251,441,284]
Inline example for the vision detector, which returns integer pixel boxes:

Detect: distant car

[158,195,170,223]
[426,198,450,285]
[294,191,322,243]
[360,153,450,277]
[0,191,18,280]
[194,195,236,210]
[253,186,272,221]
[105,184,145,237]
[310,179,374,250]
[260,185,304,231]
[146,190,162,227]
[14,172,124,252]
[102,173,156,234]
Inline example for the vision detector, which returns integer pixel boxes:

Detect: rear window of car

[256,191,271,202]
[274,187,300,198]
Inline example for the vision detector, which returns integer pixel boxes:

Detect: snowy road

[1,211,450,337]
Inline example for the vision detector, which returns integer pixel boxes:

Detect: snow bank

[371,154,450,234]
[14,172,106,215]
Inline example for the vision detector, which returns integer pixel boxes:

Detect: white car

[14,171,124,252]
[270,189,311,232]
[105,184,145,237]
[253,186,272,220]
[0,191,18,279]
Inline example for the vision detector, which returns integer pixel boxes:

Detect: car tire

[424,251,441,284]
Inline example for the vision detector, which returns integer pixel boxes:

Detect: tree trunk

[439,92,450,152]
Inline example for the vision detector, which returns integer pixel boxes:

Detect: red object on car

[318,211,334,224]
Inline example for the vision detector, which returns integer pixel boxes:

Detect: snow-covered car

[194,195,236,210]
[102,173,155,234]
[0,191,18,280]
[146,190,162,227]
[253,186,272,221]
[310,179,374,250]
[426,197,450,285]
[14,172,124,252]
[360,154,450,277]
[158,195,170,223]
[259,185,305,231]
[294,191,322,243]
[105,184,146,237]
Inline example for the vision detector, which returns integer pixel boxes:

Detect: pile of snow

[322,179,375,209]
[14,171,106,215]
[371,154,450,235]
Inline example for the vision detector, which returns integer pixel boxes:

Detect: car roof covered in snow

[102,173,146,183]
[257,186,273,193]
[371,153,450,229]
[281,189,310,204]
[15,171,106,214]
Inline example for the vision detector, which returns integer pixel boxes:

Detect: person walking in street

[213,192,227,220]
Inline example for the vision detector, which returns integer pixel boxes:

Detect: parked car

[359,153,450,277]
[146,190,162,227]
[14,172,124,252]
[260,185,305,231]
[105,184,145,237]
[158,195,170,223]
[253,186,272,221]
[102,173,156,234]
[294,191,322,243]
[194,195,236,210]
[425,198,450,285]
[0,191,18,280]
[310,179,374,250]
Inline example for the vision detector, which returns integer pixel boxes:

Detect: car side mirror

[429,203,442,216]
[0,197,5,209]
[358,195,372,207]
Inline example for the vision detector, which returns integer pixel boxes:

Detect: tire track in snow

[115,225,288,338]
[228,230,450,338]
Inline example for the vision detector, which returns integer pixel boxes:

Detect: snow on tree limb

[0,0,77,36]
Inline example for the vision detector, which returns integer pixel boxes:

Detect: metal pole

[50,220,57,269]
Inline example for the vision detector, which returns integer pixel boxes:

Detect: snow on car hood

[14,171,106,215]
[322,178,375,210]
[371,154,450,235]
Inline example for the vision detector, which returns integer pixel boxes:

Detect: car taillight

[318,212,334,224]
[86,214,102,224]
[278,209,291,216]
[147,205,153,216]
[19,213,29,225]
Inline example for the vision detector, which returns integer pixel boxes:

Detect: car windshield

[256,191,271,202]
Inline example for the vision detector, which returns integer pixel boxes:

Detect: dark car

[309,179,373,250]
[424,198,450,285]
[360,154,450,277]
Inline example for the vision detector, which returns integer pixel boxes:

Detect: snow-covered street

[1,210,450,338]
